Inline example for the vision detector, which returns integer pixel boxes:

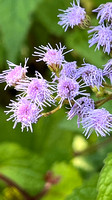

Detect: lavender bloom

[68,97,95,127]
[60,61,77,79]
[0,58,28,90]
[16,72,55,108]
[88,25,112,55]
[5,97,42,132]
[57,0,88,32]
[77,63,104,89]
[56,76,89,107]
[103,59,112,84]
[33,43,72,68]
[93,2,112,24]
[81,108,112,138]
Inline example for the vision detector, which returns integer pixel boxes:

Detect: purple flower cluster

[57,0,89,31]
[88,2,112,55]
[103,59,112,84]
[5,98,42,132]
[0,58,56,132]
[0,58,28,90]
[0,1,112,138]
[93,3,112,24]
[67,97,95,127]
[76,62,104,89]
[33,43,72,68]
[82,108,112,138]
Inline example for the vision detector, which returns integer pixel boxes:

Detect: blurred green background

[0,0,111,199]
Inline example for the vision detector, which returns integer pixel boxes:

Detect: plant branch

[32,183,51,200]
[0,173,32,200]
[0,172,60,200]
[33,171,60,200]
[103,82,112,89]
[95,94,112,108]
[74,136,112,157]
[42,104,61,117]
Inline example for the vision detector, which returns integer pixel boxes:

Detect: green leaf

[65,29,109,67]
[33,107,75,167]
[36,0,70,36]
[0,195,6,200]
[0,106,74,170]
[42,162,82,200]
[0,0,42,60]
[58,115,83,133]
[0,107,40,150]
[94,0,108,7]
[0,142,47,196]
[66,174,98,200]
[97,153,112,200]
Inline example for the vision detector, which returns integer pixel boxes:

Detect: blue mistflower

[68,97,95,127]
[0,58,29,90]
[88,25,112,55]
[103,59,112,84]
[81,108,112,138]
[33,43,72,68]
[5,97,42,132]
[56,76,89,107]
[15,72,55,108]
[93,2,112,24]
[60,61,77,78]
[77,62,104,89]
[57,0,87,32]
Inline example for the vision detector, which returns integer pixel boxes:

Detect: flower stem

[103,82,112,89]
[0,173,32,200]
[95,94,112,108]
[42,104,61,117]
[74,136,112,157]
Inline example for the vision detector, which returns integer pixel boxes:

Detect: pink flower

[33,43,72,67]
[0,58,29,89]
[5,97,42,132]
[15,71,55,108]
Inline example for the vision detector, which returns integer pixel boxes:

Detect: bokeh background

[0,0,111,199]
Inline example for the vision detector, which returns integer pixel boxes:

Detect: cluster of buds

[0,1,112,139]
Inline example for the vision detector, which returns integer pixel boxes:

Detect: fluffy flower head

[0,58,28,89]
[5,98,42,132]
[77,62,104,89]
[33,43,71,68]
[68,97,95,127]
[93,2,112,24]
[60,61,77,78]
[103,59,112,84]
[56,76,89,106]
[81,108,112,138]
[88,25,112,55]
[16,72,55,108]
[58,0,87,31]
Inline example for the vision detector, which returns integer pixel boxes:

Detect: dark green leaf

[0,0,43,60]
[36,0,71,36]
[65,29,109,67]
[0,142,46,196]
[0,106,74,168]
[58,115,83,133]
[33,107,75,167]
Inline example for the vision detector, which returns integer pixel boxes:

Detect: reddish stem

[0,173,32,200]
